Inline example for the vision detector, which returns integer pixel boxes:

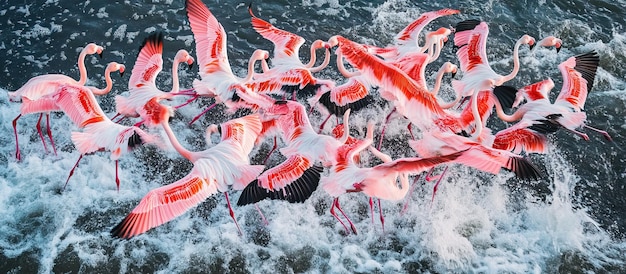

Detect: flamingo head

[311,40,329,50]
[442,62,458,78]
[175,49,195,70]
[327,35,340,48]
[520,35,536,50]
[538,36,563,53]
[107,62,126,77]
[251,49,270,62]
[85,43,104,59]
[110,127,159,160]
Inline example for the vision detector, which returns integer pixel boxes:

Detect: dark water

[1,0,626,273]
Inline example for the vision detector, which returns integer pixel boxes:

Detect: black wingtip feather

[454,19,481,33]
[318,92,374,116]
[493,85,518,109]
[138,32,164,58]
[573,51,600,92]
[505,157,541,180]
[237,165,324,206]
[528,119,561,134]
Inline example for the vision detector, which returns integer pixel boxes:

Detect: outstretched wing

[394,8,460,46]
[375,151,463,174]
[186,0,233,78]
[54,84,106,127]
[454,20,490,73]
[111,171,219,239]
[248,5,305,62]
[219,113,263,152]
[129,32,164,89]
[555,51,599,111]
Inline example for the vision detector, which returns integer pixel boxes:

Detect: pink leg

[189,103,217,125]
[115,160,121,192]
[369,197,375,224]
[377,108,396,150]
[378,199,385,233]
[334,198,357,234]
[584,125,612,141]
[133,120,145,127]
[426,166,449,203]
[110,113,122,121]
[330,198,351,234]
[224,192,243,236]
[317,114,332,134]
[36,113,49,153]
[170,88,196,96]
[64,154,83,190]
[564,128,590,141]
[262,136,277,165]
[174,94,198,109]
[12,114,22,161]
[255,204,269,226]
[45,114,57,156]
[407,123,415,140]
[401,174,422,215]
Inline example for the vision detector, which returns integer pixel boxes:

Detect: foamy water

[1,0,626,273]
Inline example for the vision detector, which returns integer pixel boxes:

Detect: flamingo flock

[7,0,609,239]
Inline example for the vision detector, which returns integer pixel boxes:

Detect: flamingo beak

[556,45,561,53]
[451,71,457,78]
[98,52,103,59]
[529,42,536,51]
[120,71,125,77]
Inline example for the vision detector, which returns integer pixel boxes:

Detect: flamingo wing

[394,8,460,47]
[237,155,323,205]
[248,6,305,62]
[186,0,233,78]
[54,84,106,127]
[555,51,599,111]
[219,113,263,152]
[375,151,463,174]
[391,52,430,85]
[334,36,445,118]
[512,78,554,108]
[455,21,490,73]
[111,172,219,238]
[128,33,164,89]
[493,119,554,154]
[317,77,373,116]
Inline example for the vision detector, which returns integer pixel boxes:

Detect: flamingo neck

[171,59,182,93]
[242,56,262,82]
[336,52,359,78]
[493,97,526,122]
[77,48,89,85]
[90,67,114,95]
[304,44,319,68]
[161,119,194,161]
[431,67,460,109]
[310,47,331,73]
[470,90,484,139]
[502,37,524,83]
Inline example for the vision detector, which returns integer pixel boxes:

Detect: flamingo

[493,51,610,153]
[320,121,464,234]
[237,100,349,206]
[363,8,460,61]
[52,84,158,190]
[185,0,275,125]
[114,32,195,127]
[452,19,536,138]
[533,35,563,53]
[8,43,105,160]
[245,5,335,100]
[111,111,265,238]
[10,61,124,160]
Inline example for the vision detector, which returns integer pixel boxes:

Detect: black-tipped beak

[98,52,103,59]
[451,71,457,78]
[119,71,124,77]
[529,44,535,51]
[188,63,194,70]
[275,100,288,105]
[444,39,449,47]
[556,46,561,53]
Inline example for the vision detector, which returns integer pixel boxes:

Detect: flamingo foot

[13,114,22,161]
[584,125,613,141]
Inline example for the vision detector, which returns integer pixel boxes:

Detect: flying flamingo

[320,121,464,234]
[8,43,105,160]
[452,19,536,138]
[363,8,460,61]
[111,111,265,238]
[52,84,157,191]
[10,61,124,161]
[114,32,195,127]
[245,5,335,100]
[237,100,349,207]
[185,0,275,125]
[492,51,610,153]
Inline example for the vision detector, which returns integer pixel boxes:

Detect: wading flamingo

[111,111,265,238]
[185,0,274,125]
[114,32,195,127]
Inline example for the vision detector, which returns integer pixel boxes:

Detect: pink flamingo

[364,8,460,61]
[237,101,350,206]
[185,0,275,125]
[10,61,123,160]
[52,84,157,191]
[493,51,610,153]
[321,122,464,234]
[114,32,195,127]
[111,111,265,238]
[8,43,105,160]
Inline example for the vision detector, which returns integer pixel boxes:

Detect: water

[1,0,626,273]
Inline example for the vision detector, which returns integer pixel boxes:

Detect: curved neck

[90,67,114,95]
[161,119,194,161]
[493,96,526,122]
[171,59,182,93]
[336,52,359,78]
[77,48,89,85]
[304,43,319,68]
[242,55,263,82]
[470,90,484,139]
[502,38,524,83]
[310,47,331,73]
